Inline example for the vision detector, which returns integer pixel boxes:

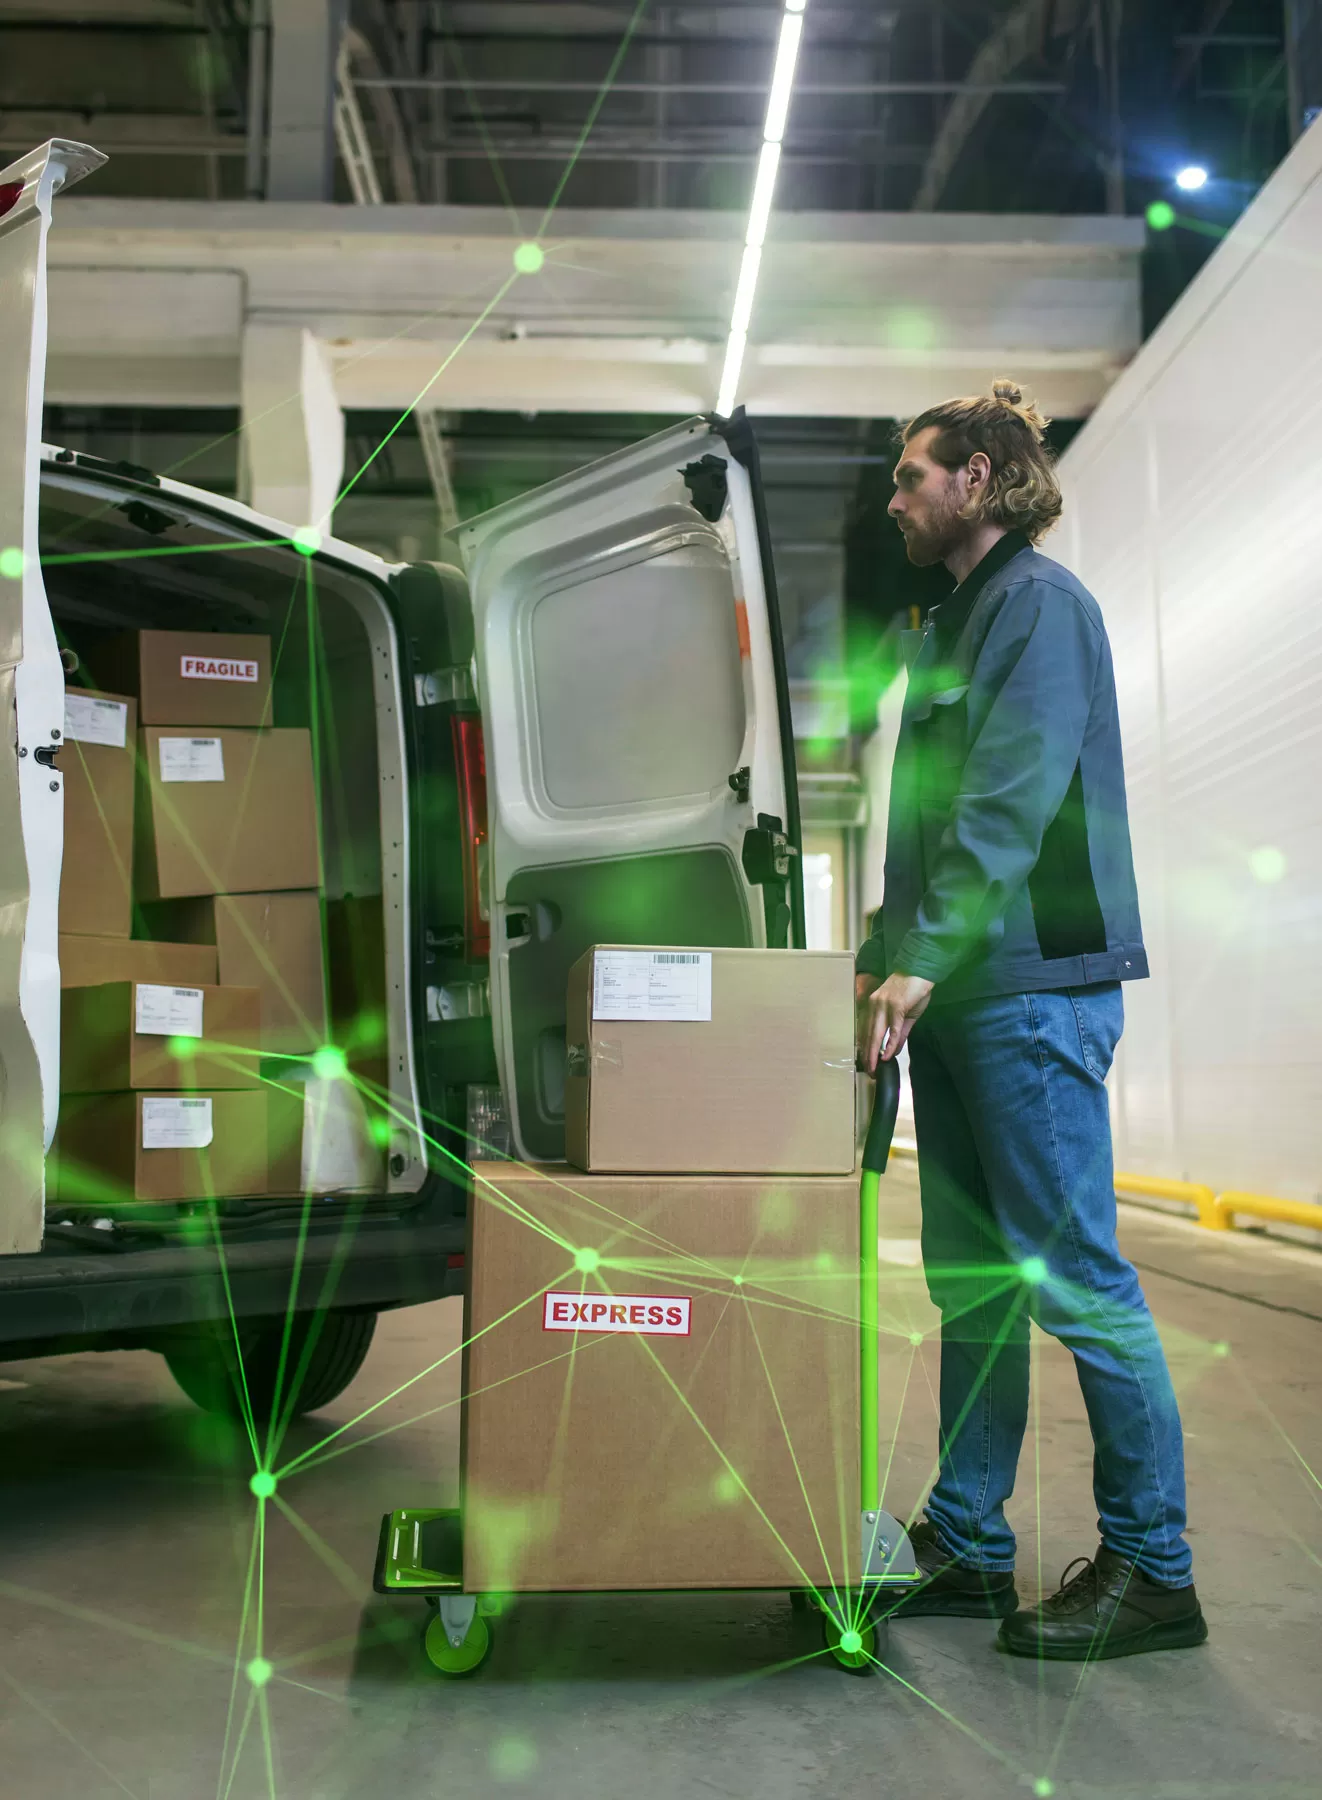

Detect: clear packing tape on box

[567,1041,856,1075]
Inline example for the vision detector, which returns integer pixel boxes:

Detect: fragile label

[542,1292,692,1336]
[180,655,260,683]
[142,1096,213,1150]
[135,984,204,1039]
[64,694,128,749]
[158,736,224,782]
[592,950,712,1022]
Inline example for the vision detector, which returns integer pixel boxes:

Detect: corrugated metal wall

[1058,123,1322,1202]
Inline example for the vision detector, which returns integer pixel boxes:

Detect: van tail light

[0,182,23,221]
[452,714,490,960]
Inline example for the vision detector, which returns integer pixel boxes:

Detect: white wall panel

[1060,122,1322,1202]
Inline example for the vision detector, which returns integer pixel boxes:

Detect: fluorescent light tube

[716,330,748,420]
[729,244,763,340]
[746,140,782,249]
[714,2,807,417]
[763,10,805,145]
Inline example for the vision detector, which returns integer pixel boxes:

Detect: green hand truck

[373,1061,918,1677]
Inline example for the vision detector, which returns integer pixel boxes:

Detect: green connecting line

[860,1168,881,1517]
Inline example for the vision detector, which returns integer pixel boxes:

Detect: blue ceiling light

[1175,165,1209,192]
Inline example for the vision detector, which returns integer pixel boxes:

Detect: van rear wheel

[162,1310,377,1422]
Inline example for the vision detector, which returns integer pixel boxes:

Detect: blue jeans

[908,984,1193,1587]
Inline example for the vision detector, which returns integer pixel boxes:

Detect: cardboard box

[564,947,857,1175]
[135,727,321,899]
[60,981,261,1093]
[58,687,137,938]
[58,934,218,990]
[52,1089,267,1205]
[139,892,327,1054]
[102,630,273,728]
[463,1161,861,1593]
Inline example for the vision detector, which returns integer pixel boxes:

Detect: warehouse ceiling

[1,0,1293,213]
[14,0,1305,680]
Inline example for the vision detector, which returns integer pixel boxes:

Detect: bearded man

[857,380,1207,1662]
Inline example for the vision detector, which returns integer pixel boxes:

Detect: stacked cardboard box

[460,947,862,1595]
[564,946,857,1174]
[55,630,333,1204]
[462,1159,862,1594]
[53,982,267,1204]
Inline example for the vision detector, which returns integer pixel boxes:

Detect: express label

[542,1291,691,1336]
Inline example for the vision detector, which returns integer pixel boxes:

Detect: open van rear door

[0,140,104,1251]
[458,415,804,1163]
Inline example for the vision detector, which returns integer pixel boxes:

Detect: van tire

[162,1310,377,1422]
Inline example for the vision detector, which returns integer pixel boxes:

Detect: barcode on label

[592,949,712,1022]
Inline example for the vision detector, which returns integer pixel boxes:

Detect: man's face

[888,425,969,567]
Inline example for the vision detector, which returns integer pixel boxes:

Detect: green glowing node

[311,1044,348,1081]
[292,525,322,557]
[490,1734,538,1780]
[909,1331,924,1347]
[1146,200,1176,231]
[167,1035,195,1058]
[369,1115,392,1146]
[513,241,545,275]
[1249,846,1286,884]
[0,547,23,580]
[713,1469,740,1504]
[1021,1255,1047,1284]
[839,1628,863,1654]
[573,1246,600,1274]
[246,1656,273,1688]
[1033,1781,1054,1798]
[887,306,937,351]
[249,1470,277,1499]
[1213,1340,1230,1358]
[815,1250,834,1274]
[732,1273,743,1287]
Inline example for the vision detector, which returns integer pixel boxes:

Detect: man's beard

[902,490,966,567]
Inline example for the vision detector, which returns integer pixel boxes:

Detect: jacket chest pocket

[910,684,969,810]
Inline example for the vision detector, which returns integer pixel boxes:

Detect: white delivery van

[0,140,806,1415]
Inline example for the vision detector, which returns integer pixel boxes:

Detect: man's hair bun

[900,376,1062,541]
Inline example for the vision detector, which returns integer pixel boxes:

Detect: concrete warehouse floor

[1,1165,1319,1800]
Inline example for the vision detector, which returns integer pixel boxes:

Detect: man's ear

[967,450,992,493]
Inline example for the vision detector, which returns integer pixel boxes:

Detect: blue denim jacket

[856,538,1148,1003]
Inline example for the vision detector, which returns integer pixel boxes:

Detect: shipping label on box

[135,984,204,1038]
[65,693,128,749]
[592,950,712,1022]
[142,1095,213,1149]
[159,736,225,783]
[180,653,260,684]
[542,1291,692,1336]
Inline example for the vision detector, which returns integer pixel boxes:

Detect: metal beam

[43,200,1143,423]
[267,0,346,201]
[911,0,1052,212]
[354,78,1066,96]
[1285,0,1322,136]
[333,35,384,203]
[416,411,461,535]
